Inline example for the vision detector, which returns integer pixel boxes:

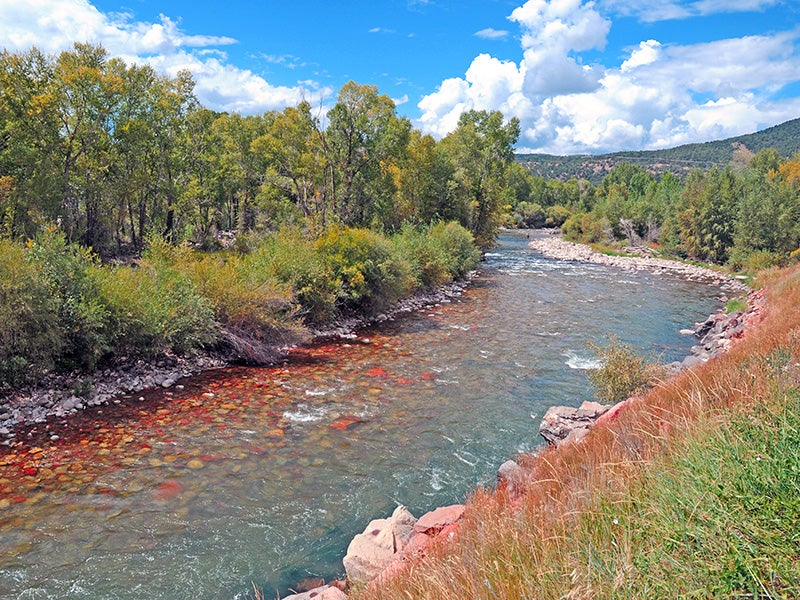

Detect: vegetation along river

[0,232,723,599]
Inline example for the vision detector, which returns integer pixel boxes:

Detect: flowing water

[0,232,723,599]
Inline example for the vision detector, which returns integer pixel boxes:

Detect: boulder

[497,459,523,493]
[342,505,417,585]
[413,504,465,535]
[281,585,347,600]
[539,401,611,445]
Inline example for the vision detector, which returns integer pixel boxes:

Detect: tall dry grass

[350,264,800,599]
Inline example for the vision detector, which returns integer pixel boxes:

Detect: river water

[0,232,722,599]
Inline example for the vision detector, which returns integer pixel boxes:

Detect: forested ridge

[517,117,800,183]
[0,43,519,388]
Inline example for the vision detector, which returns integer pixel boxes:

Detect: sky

[2,0,800,154]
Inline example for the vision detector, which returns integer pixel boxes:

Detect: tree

[676,167,739,262]
[441,110,520,249]
[389,130,460,228]
[325,82,411,227]
[251,102,329,230]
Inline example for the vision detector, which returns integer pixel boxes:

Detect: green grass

[726,298,749,313]
[573,352,800,598]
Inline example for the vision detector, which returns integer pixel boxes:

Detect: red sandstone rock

[413,504,465,534]
[342,505,417,585]
[281,585,347,600]
[595,399,630,427]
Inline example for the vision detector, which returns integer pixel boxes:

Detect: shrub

[588,337,664,404]
[0,239,65,386]
[513,202,546,228]
[544,204,571,228]
[314,226,414,315]
[27,229,112,369]
[393,224,453,291]
[426,221,480,279]
[180,249,307,362]
[95,239,218,356]
[249,228,340,324]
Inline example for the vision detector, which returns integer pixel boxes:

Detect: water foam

[563,351,602,370]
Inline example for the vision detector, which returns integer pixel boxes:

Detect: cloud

[599,0,779,22]
[475,28,510,39]
[392,94,410,106]
[0,0,325,114]
[418,0,800,154]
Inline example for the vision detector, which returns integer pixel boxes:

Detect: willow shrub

[27,230,113,370]
[314,226,415,316]
[0,239,65,386]
[248,227,340,324]
[169,243,308,362]
[426,221,480,279]
[589,337,665,404]
[393,222,480,290]
[95,241,218,357]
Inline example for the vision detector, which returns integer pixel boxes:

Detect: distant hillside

[517,117,800,183]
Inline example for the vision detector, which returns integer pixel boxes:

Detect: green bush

[27,229,112,369]
[249,228,340,324]
[589,337,664,404]
[427,221,480,279]
[315,226,414,315]
[393,224,452,290]
[0,239,65,386]
[728,247,782,273]
[95,239,218,356]
[544,204,571,228]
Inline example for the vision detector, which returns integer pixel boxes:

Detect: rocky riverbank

[0,278,473,442]
[528,231,750,297]
[281,234,766,600]
[534,235,767,447]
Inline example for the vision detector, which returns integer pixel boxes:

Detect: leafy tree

[251,102,329,230]
[441,110,520,249]
[390,130,461,228]
[676,167,739,262]
[324,82,411,228]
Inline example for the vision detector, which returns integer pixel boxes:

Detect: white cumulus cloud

[0,0,324,114]
[418,0,800,154]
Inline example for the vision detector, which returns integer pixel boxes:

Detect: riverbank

[340,257,799,599]
[0,277,472,442]
[528,230,749,296]
[275,234,768,600]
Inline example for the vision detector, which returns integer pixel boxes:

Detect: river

[0,231,722,599]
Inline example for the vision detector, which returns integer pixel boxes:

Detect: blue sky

[2,0,800,154]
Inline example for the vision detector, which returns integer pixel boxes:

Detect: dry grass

[349,264,800,599]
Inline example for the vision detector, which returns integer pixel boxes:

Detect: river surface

[0,232,722,599]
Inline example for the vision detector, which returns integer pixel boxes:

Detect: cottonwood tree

[324,81,411,228]
[441,110,520,249]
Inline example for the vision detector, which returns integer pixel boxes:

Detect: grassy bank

[0,222,479,390]
[350,263,800,598]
